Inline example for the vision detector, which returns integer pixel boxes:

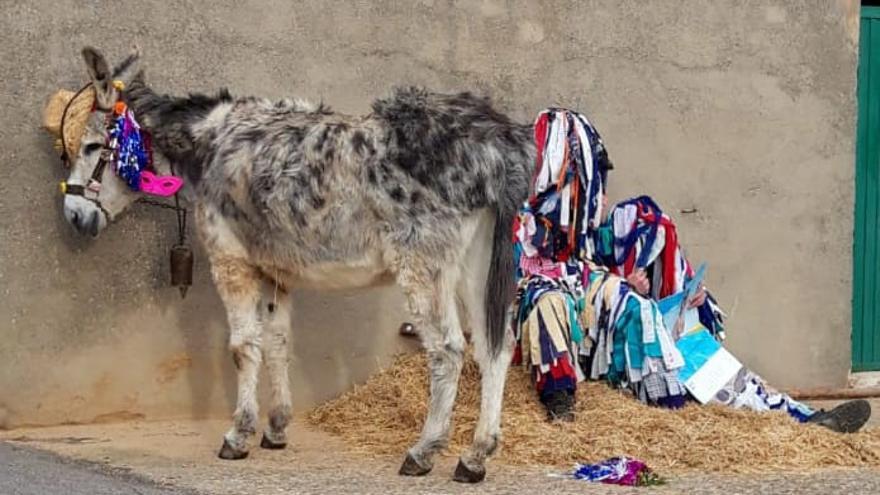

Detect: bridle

[57,80,187,224]
[58,82,115,219]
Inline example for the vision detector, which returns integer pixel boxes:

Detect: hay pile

[309,352,880,473]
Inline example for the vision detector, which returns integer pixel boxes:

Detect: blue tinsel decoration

[108,108,150,192]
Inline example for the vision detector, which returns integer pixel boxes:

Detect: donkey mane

[125,76,234,185]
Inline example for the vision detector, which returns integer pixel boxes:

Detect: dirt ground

[3,415,880,495]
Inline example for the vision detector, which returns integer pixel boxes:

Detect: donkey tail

[484,158,530,358]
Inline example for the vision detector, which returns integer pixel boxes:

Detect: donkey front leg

[397,265,465,477]
[259,283,293,450]
[213,257,264,460]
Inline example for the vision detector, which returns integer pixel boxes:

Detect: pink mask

[139,171,183,197]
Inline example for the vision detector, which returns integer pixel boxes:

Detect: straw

[309,352,880,473]
[42,87,96,159]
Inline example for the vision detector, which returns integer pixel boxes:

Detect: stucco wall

[0,0,859,428]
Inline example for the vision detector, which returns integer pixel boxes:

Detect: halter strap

[59,83,117,219]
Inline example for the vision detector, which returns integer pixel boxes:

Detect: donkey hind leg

[213,257,264,460]
[259,282,293,450]
[397,263,465,477]
[456,305,513,483]
[453,215,513,483]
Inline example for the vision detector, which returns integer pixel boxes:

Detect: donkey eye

[83,143,103,155]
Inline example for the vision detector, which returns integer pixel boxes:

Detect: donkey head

[60,46,143,236]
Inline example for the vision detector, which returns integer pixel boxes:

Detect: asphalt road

[0,442,193,495]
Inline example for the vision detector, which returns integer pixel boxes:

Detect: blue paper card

[675,328,722,382]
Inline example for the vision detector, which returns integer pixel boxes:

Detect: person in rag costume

[511,108,871,433]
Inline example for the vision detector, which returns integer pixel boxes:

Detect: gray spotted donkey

[60,47,533,483]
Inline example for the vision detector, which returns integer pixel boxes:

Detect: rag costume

[511,108,817,423]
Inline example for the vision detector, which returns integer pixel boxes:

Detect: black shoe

[544,391,575,422]
[808,399,872,433]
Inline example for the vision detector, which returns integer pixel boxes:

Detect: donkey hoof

[452,459,486,483]
[218,439,249,460]
[398,453,432,476]
[260,433,287,450]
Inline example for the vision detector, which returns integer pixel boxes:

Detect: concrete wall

[0,0,860,428]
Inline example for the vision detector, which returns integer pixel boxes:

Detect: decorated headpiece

[41,85,182,197]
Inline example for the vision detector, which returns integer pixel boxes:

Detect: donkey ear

[111,45,142,86]
[82,46,116,109]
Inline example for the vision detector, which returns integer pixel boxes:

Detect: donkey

[58,47,534,483]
